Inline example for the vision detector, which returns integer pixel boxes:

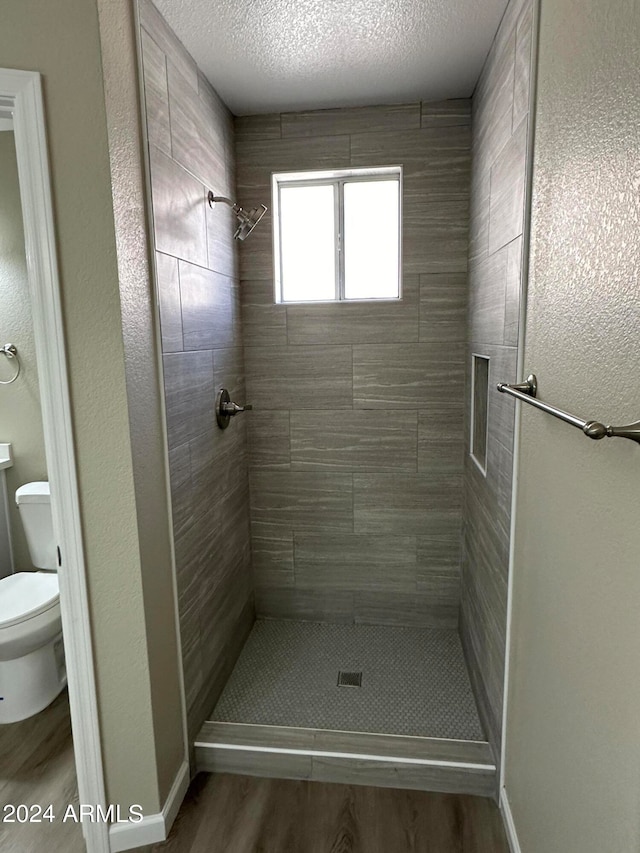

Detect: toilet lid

[0,572,59,629]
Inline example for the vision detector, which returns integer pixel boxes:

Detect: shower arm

[208,192,241,214]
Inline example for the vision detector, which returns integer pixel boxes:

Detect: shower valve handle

[222,401,253,415]
[216,388,252,429]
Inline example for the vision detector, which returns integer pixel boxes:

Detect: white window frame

[272,165,403,304]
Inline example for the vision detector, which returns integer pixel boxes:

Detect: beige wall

[1,0,184,814]
[505,0,640,850]
[0,130,48,573]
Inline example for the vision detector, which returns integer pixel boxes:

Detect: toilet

[0,482,65,724]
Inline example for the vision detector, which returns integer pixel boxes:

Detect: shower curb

[195,721,496,798]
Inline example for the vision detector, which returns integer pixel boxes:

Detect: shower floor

[211,619,484,741]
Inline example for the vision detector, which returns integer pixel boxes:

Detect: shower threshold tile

[210,620,484,741]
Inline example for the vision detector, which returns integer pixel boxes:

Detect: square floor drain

[337,671,362,688]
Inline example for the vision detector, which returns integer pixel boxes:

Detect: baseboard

[109,759,189,852]
[500,787,523,853]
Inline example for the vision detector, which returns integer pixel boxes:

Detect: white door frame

[1,68,110,853]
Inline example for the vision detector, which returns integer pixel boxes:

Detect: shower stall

[137,0,534,798]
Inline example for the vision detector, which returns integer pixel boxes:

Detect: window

[471,354,490,475]
[272,167,402,304]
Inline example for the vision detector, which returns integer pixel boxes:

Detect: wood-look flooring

[138,772,509,853]
[0,690,84,853]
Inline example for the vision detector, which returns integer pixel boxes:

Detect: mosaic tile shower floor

[212,620,484,741]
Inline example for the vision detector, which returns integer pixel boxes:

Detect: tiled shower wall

[461,0,534,755]
[138,0,254,738]
[236,102,471,626]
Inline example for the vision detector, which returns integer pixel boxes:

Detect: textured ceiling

[152,0,510,115]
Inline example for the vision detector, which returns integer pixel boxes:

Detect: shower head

[207,191,267,241]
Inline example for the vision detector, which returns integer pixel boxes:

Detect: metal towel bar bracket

[497,374,640,446]
[0,344,21,385]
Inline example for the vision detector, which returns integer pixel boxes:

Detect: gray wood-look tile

[200,551,254,662]
[403,199,470,274]
[474,27,516,155]
[353,473,462,536]
[237,206,274,280]
[246,411,291,469]
[418,272,468,343]
[488,117,528,254]
[168,441,192,539]
[461,0,533,769]
[255,586,355,622]
[421,99,472,128]
[198,70,234,151]
[416,536,461,600]
[285,277,419,346]
[139,0,198,91]
[197,746,313,779]
[504,236,523,346]
[167,61,227,193]
[311,730,492,765]
[189,425,247,521]
[311,755,495,797]
[282,103,420,138]
[468,169,491,267]
[460,606,502,757]
[290,410,418,472]
[241,279,288,346]
[245,345,352,410]
[485,346,518,451]
[251,533,295,588]
[293,534,417,592]
[198,721,316,750]
[236,135,351,192]
[206,199,238,279]
[351,126,470,200]
[149,145,207,266]
[155,251,183,352]
[213,345,247,404]
[140,27,171,155]
[512,2,533,131]
[178,261,237,350]
[179,591,204,712]
[460,557,506,753]
[163,350,215,447]
[187,598,255,742]
[468,246,508,345]
[234,113,282,141]
[353,591,459,629]
[353,342,465,409]
[197,721,494,767]
[418,406,465,474]
[140,5,257,744]
[250,471,353,534]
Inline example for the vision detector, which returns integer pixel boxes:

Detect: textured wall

[0,131,48,574]
[460,0,533,756]
[505,0,640,849]
[236,101,471,626]
[138,0,255,740]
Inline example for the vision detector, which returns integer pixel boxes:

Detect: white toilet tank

[15,482,56,571]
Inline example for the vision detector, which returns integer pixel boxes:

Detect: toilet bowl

[0,483,65,724]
